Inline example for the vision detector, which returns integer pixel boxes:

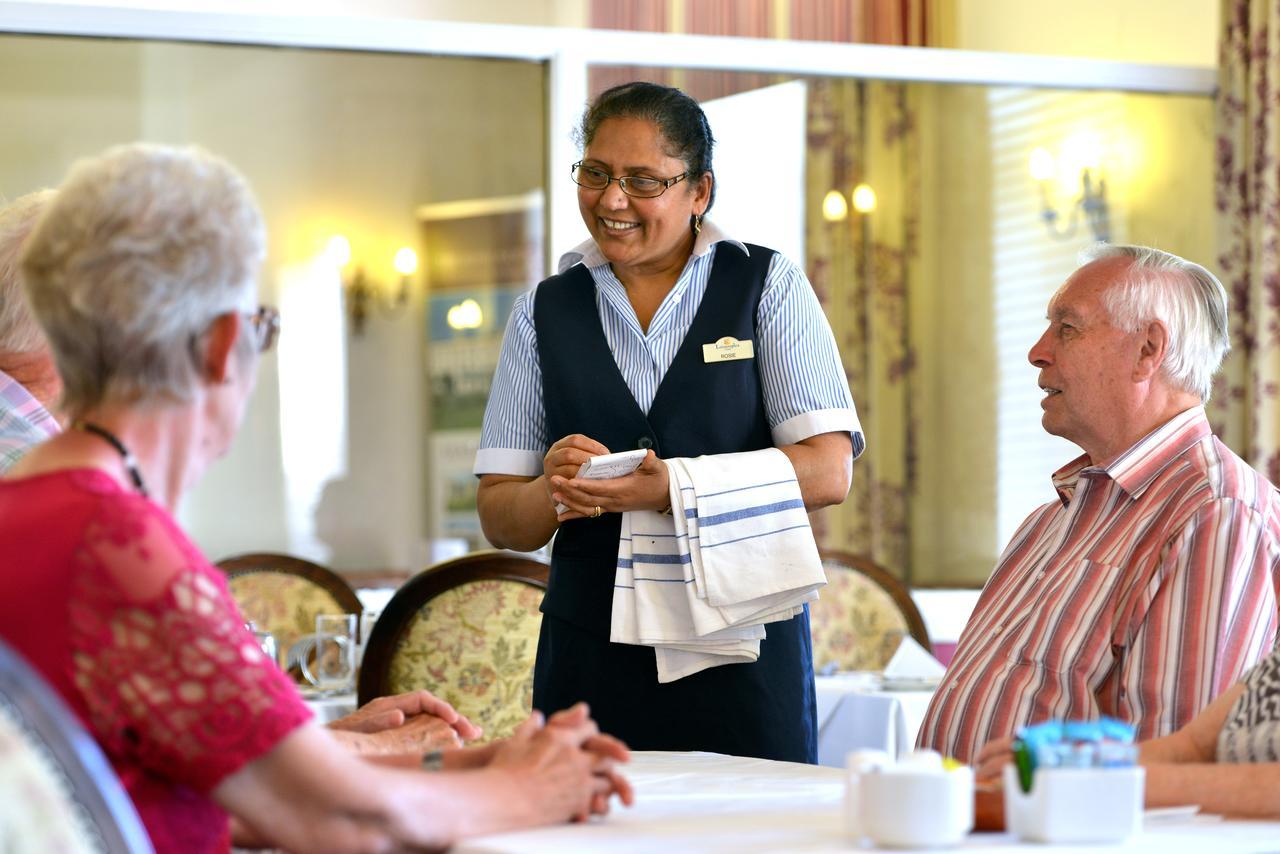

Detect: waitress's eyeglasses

[571,161,688,198]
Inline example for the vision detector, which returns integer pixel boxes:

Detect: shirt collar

[557,218,748,274]
[1049,405,1211,504]
[0,368,59,439]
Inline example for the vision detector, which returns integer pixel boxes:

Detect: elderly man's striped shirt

[919,406,1280,762]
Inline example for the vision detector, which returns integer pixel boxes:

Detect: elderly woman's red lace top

[0,469,312,853]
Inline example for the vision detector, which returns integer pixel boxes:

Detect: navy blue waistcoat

[530,242,818,763]
[534,242,775,635]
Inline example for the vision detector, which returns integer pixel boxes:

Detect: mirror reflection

[0,36,1211,588]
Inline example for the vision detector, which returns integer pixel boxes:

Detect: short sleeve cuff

[474,447,544,478]
[772,408,865,458]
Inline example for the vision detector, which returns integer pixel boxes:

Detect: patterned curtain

[805,80,920,577]
[588,1,931,99]
[588,0,672,95]
[1211,0,1280,479]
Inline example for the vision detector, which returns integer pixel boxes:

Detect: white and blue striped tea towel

[610,447,826,683]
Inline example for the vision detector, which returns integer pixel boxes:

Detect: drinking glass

[300,613,357,693]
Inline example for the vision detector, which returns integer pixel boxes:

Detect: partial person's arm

[975,681,1280,823]
[326,690,483,755]
[478,473,562,552]
[473,288,563,551]
[1115,501,1277,738]
[218,707,630,851]
[1137,678,1280,817]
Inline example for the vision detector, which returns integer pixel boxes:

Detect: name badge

[702,336,755,363]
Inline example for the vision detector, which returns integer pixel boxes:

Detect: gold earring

[693,213,703,235]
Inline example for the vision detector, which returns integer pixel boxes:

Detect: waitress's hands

[543,434,611,505]
[550,448,670,521]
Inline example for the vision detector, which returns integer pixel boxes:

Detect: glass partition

[580,67,1212,586]
[0,30,1211,587]
[0,33,546,574]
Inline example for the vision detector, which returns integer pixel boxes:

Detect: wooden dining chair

[809,550,931,673]
[358,551,548,742]
[215,552,363,673]
[0,638,153,853]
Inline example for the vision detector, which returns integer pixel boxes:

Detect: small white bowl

[860,766,974,849]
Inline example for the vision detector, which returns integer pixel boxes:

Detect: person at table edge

[0,143,632,851]
[473,81,862,763]
[919,244,1280,764]
[0,191,483,759]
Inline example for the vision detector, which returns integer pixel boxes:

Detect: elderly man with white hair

[0,190,61,472]
[919,244,1280,764]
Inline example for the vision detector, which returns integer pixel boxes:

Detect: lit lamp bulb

[447,298,484,331]
[851,183,877,214]
[822,189,849,222]
[394,247,418,277]
[1029,147,1056,182]
[326,234,352,268]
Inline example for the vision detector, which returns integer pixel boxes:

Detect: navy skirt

[532,608,817,763]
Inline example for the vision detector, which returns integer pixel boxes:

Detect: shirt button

[637,437,654,450]
[1036,571,1046,580]
[993,625,1003,635]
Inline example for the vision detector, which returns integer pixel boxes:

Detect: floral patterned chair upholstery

[0,638,153,853]
[809,550,931,673]
[216,553,363,675]
[358,552,548,743]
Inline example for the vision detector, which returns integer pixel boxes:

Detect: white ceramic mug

[860,765,974,849]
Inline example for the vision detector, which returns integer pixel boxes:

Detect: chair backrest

[216,552,363,672]
[810,550,931,673]
[358,551,548,742]
[0,639,153,854]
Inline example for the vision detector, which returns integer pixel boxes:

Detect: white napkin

[882,636,946,680]
[611,448,826,683]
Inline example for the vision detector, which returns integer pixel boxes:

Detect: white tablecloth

[454,751,1280,853]
[302,692,357,724]
[814,672,935,764]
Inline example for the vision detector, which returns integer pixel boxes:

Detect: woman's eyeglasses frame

[571,161,689,199]
[244,305,280,353]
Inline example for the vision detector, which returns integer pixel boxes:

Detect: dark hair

[577,81,716,212]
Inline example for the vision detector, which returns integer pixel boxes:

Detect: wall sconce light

[1029,137,1111,243]
[821,183,877,223]
[851,183,877,214]
[446,298,484,331]
[822,189,849,222]
[327,235,419,335]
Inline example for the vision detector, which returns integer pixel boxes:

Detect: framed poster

[420,191,544,542]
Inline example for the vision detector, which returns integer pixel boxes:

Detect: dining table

[813,671,936,764]
[452,751,1280,853]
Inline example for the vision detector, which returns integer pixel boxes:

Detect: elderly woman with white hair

[0,143,631,853]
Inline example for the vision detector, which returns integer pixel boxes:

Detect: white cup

[896,749,945,772]
[860,765,974,849]
[844,749,891,839]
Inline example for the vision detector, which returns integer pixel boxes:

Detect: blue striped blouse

[474,220,863,477]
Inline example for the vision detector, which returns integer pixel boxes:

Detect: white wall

[946,0,1217,66]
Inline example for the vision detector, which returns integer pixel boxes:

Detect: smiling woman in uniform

[474,81,863,763]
